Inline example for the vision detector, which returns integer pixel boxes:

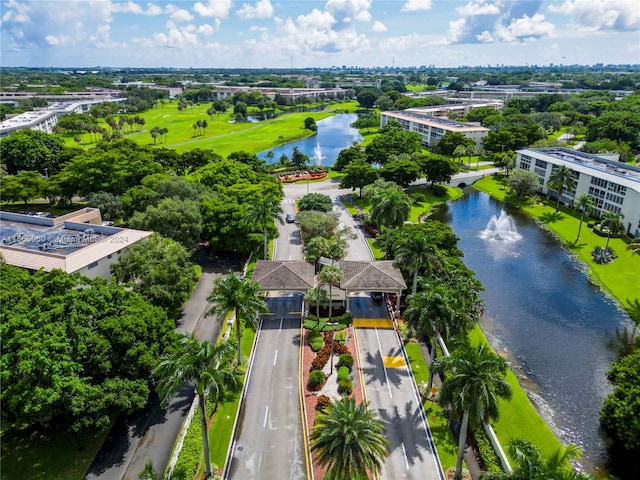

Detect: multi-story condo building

[380,110,489,148]
[515,148,640,238]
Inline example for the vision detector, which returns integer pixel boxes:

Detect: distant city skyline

[1,0,639,69]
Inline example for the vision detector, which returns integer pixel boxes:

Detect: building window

[87,261,98,270]
[535,159,548,169]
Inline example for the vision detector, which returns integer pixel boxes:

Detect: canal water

[431,189,633,477]
[257,114,362,167]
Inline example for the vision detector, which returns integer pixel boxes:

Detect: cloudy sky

[1,0,639,68]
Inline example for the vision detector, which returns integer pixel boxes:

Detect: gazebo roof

[339,260,407,291]
[252,260,315,291]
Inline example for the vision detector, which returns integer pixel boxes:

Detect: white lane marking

[273,350,278,366]
[279,318,283,332]
[375,328,392,399]
[263,406,269,428]
[402,442,409,470]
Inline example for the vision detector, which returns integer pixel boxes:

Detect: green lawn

[468,325,563,462]
[474,175,640,312]
[404,342,460,472]
[367,238,385,260]
[406,185,464,222]
[0,427,109,480]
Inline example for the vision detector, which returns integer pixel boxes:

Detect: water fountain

[480,210,522,242]
[312,142,324,166]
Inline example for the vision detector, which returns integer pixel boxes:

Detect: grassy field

[404,342,460,472]
[406,185,464,222]
[474,175,640,312]
[0,428,109,480]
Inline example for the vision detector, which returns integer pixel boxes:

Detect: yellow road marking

[383,355,406,368]
[352,318,394,329]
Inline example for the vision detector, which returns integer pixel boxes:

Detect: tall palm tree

[208,272,269,365]
[245,195,284,260]
[404,285,456,392]
[601,211,624,248]
[453,144,466,166]
[484,438,592,480]
[311,397,389,480]
[319,265,342,320]
[432,340,513,480]
[574,193,595,242]
[370,188,411,259]
[547,165,576,212]
[393,233,442,294]
[154,334,240,479]
[305,286,330,323]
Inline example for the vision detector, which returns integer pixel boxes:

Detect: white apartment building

[0,110,58,138]
[380,110,489,148]
[0,208,152,279]
[515,148,640,238]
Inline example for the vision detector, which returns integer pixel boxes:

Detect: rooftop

[383,110,489,131]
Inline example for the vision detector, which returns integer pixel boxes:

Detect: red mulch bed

[302,326,364,480]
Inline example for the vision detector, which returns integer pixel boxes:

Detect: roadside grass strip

[352,318,395,329]
[382,355,406,368]
[404,342,460,472]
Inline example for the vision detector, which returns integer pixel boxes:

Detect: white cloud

[237,0,273,20]
[476,30,494,42]
[297,9,336,31]
[372,21,387,32]
[550,0,640,31]
[112,1,163,16]
[45,34,71,46]
[326,0,372,22]
[448,18,467,43]
[165,5,194,23]
[1,0,32,24]
[456,1,500,17]
[193,0,232,18]
[249,25,268,31]
[401,0,432,13]
[494,13,555,42]
[197,23,217,35]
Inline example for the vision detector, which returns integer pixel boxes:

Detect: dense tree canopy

[298,193,334,213]
[365,123,423,165]
[0,129,69,175]
[0,264,174,432]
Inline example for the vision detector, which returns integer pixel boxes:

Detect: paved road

[85,252,241,480]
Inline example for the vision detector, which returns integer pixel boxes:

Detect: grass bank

[474,175,640,314]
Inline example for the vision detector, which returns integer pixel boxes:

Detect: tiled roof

[252,260,315,291]
[339,261,407,291]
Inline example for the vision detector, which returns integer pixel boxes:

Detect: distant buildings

[380,110,489,148]
[0,208,152,279]
[515,148,640,238]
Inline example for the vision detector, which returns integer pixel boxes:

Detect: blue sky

[1,0,639,68]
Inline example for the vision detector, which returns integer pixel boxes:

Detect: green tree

[547,165,576,212]
[574,194,595,242]
[379,158,421,187]
[339,159,378,197]
[0,170,45,204]
[245,195,284,260]
[432,341,512,480]
[310,397,389,480]
[296,210,339,240]
[600,211,624,249]
[370,188,412,258]
[305,287,330,322]
[111,233,198,316]
[86,191,123,221]
[155,335,240,479]
[356,88,382,109]
[421,156,458,184]
[319,265,342,320]
[298,193,334,213]
[508,170,539,200]
[365,128,423,165]
[207,272,269,365]
[334,144,367,172]
[291,146,310,169]
[0,129,67,175]
[434,132,474,157]
[393,233,441,294]
[129,197,203,251]
[484,439,591,480]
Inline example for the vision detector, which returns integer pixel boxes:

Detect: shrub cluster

[473,428,503,473]
[308,330,324,352]
[316,394,331,412]
[308,369,327,391]
[337,366,350,382]
[338,378,353,395]
[337,353,354,371]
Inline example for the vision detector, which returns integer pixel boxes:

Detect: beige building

[0,208,152,279]
[380,110,489,148]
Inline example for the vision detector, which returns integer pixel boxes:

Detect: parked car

[286,214,295,224]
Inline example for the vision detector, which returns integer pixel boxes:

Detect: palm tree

[547,165,576,212]
[319,265,342,320]
[453,144,466,166]
[245,196,284,260]
[370,188,411,259]
[208,272,269,365]
[601,211,624,248]
[432,340,513,480]
[310,397,389,480]
[574,194,595,242]
[154,334,240,479]
[305,286,330,323]
[484,438,592,480]
[404,285,456,392]
[393,233,441,294]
